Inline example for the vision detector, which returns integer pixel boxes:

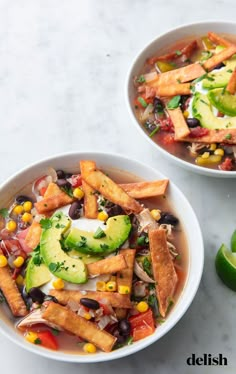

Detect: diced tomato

[1,239,27,258]
[159,118,174,132]
[71,174,82,188]
[16,228,32,254]
[162,133,175,145]
[99,301,113,315]
[37,331,58,350]
[129,309,155,342]
[189,127,209,138]
[219,157,233,171]
[40,186,47,196]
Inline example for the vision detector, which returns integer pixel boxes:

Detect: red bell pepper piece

[129,309,155,342]
[37,330,58,350]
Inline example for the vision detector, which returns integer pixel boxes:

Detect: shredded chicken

[136,208,158,233]
[187,142,207,156]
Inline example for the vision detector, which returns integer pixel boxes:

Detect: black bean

[44,295,59,303]
[80,297,100,310]
[118,319,131,336]
[106,205,124,217]
[56,170,65,179]
[28,287,45,304]
[15,195,32,204]
[56,179,71,188]
[180,95,190,110]
[68,201,81,220]
[214,62,224,70]
[64,172,72,179]
[159,212,179,226]
[113,329,126,344]
[153,97,164,113]
[186,118,200,128]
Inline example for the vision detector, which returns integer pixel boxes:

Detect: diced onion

[143,71,158,82]
[134,261,155,283]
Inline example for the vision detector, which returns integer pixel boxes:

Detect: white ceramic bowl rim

[0,151,204,362]
[126,20,236,178]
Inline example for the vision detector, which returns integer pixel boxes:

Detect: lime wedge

[215,244,236,291]
[231,230,236,253]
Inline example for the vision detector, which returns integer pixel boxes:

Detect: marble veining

[1,1,236,373]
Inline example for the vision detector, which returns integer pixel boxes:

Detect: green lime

[215,244,236,291]
[231,230,236,253]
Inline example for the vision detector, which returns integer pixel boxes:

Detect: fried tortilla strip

[156,83,191,97]
[117,249,136,294]
[182,128,236,144]
[44,182,63,198]
[49,289,132,308]
[25,221,42,250]
[226,69,236,94]
[148,229,178,317]
[42,302,116,352]
[147,40,198,64]
[87,254,127,276]
[80,160,98,219]
[207,32,233,47]
[148,63,205,86]
[203,45,236,71]
[82,169,142,213]
[0,252,27,317]
[34,192,73,214]
[167,108,190,140]
[119,180,169,198]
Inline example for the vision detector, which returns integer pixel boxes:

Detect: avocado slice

[64,215,131,255]
[68,250,103,264]
[25,257,52,292]
[40,212,87,284]
[202,58,236,89]
[192,92,236,129]
[208,88,236,116]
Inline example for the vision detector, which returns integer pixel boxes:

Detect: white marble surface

[1,1,236,373]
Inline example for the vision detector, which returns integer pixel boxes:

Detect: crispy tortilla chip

[204,45,236,71]
[120,180,169,198]
[25,221,42,250]
[156,83,191,96]
[42,302,116,352]
[49,289,132,308]
[148,40,198,64]
[80,161,98,219]
[82,169,142,213]
[182,128,236,144]
[167,108,190,140]
[0,251,27,317]
[116,249,136,294]
[87,254,127,276]
[148,229,178,317]
[44,182,63,198]
[226,69,236,94]
[34,192,73,214]
[208,32,233,47]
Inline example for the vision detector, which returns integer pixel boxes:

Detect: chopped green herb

[227,69,233,73]
[32,245,42,266]
[192,73,208,84]
[225,133,232,140]
[200,99,208,105]
[175,50,182,56]
[34,338,42,345]
[137,236,148,246]
[149,126,160,138]
[0,208,9,218]
[137,96,148,108]
[93,227,106,239]
[51,328,60,336]
[61,186,74,198]
[136,75,146,83]
[49,262,66,273]
[167,95,181,110]
[40,218,52,230]
[100,243,109,250]
[143,257,152,277]
[126,336,133,345]
[147,294,156,307]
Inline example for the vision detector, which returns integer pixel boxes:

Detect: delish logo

[186,354,228,366]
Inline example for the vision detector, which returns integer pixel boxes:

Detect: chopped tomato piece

[37,330,58,350]
[189,127,209,138]
[71,174,82,188]
[219,157,233,171]
[162,133,175,145]
[160,118,174,132]
[129,309,155,342]
[40,187,47,196]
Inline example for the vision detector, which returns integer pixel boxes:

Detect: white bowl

[0,151,204,362]
[126,21,236,178]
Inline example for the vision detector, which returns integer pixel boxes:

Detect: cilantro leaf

[93,227,106,239]
[167,95,181,110]
[0,208,9,218]
[40,218,52,230]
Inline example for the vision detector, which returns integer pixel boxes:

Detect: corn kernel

[22,212,32,223]
[97,211,108,221]
[136,301,149,313]
[0,255,8,268]
[83,312,92,320]
[13,256,25,268]
[73,187,85,200]
[23,201,33,212]
[6,220,17,232]
[214,148,224,156]
[83,343,97,353]
[105,281,116,292]
[150,209,161,221]
[209,143,217,151]
[13,205,24,215]
[201,152,210,159]
[16,274,25,286]
[52,278,65,290]
[118,285,130,295]
[25,331,38,344]
[96,281,106,291]
[183,111,189,119]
